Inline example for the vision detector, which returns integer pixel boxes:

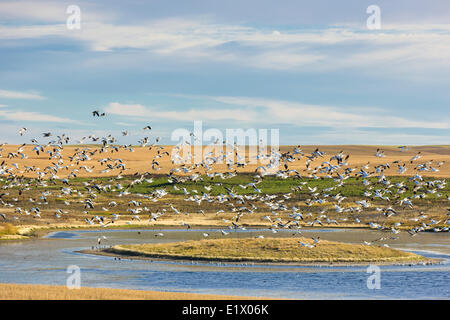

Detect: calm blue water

[0,229,449,299]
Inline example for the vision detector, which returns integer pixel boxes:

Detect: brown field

[1,144,449,178]
[0,283,255,300]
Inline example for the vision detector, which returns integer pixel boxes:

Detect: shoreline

[7,218,446,240]
[81,248,441,267]
[0,223,373,241]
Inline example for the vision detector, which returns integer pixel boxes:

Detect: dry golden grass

[108,237,426,264]
[0,223,18,236]
[2,144,449,178]
[0,283,255,300]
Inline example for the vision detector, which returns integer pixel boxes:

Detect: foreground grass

[0,223,17,236]
[0,283,254,300]
[0,223,26,240]
[106,237,427,264]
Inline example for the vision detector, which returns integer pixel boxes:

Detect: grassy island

[99,237,429,265]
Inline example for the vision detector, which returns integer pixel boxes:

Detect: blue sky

[0,0,449,145]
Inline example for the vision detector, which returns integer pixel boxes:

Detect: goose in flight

[18,127,27,136]
[298,241,315,248]
[84,199,94,209]
[326,217,338,225]
[97,235,108,245]
[92,110,106,117]
[410,152,421,163]
[312,237,321,244]
[312,148,325,158]
[375,149,385,158]
[180,221,191,229]
[382,207,398,217]
[399,197,413,208]
[397,163,407,174]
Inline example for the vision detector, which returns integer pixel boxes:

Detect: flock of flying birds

[1,110,449,249]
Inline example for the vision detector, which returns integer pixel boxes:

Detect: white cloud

[104,97,450,130]
[299,128,450,145]
[115,122,136,127]
[105,102,258,122]
[0,89,46,100]
[0,1,67,22]
[2,15,450,72]
[0,108,79,123]
[0,1,111,23]
[245,51,324,70]
[210,96,450,129]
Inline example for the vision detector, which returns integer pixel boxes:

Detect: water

[0,228,449,299]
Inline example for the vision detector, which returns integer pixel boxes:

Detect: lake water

[0,228,449,299]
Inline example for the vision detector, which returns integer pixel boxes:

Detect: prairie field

[1,144,450,177]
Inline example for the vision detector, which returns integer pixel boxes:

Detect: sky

[0,0,449,145]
